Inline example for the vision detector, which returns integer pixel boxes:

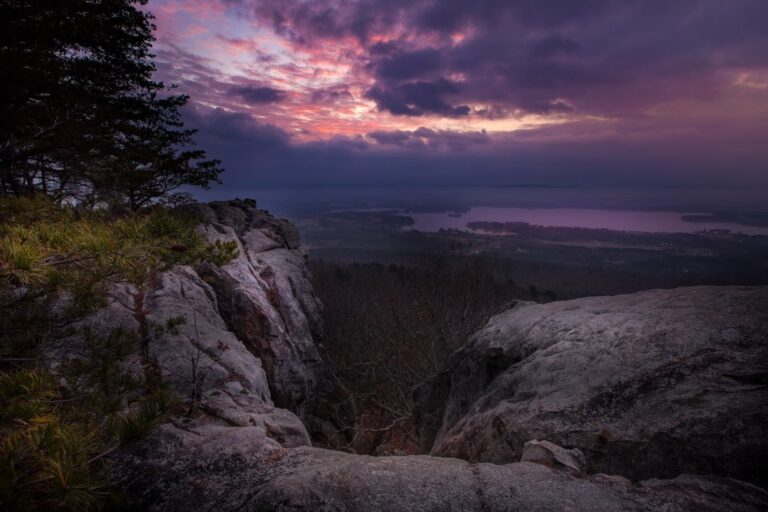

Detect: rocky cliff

[56,202,767,511]
[47,199,351,450]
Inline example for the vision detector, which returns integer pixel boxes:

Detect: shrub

[0,370,107,512]
[0,197,237,357]
[110,390,176,444]
[0,198,236,509]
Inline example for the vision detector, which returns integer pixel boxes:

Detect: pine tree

[0,0,222,207]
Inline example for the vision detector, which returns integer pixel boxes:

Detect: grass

[0,196,237,354]
[0,196,235,288]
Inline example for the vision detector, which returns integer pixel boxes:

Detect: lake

[195,186,768,235]
[408,207,768,236]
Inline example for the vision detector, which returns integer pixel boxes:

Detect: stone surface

[187,200,353,444]
[47,199,350,449]
[251,449,767,512]
[520,439,585,476]
[414,286,768,486]
[114,431,768,512]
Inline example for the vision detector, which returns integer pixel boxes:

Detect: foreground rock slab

[415,286,768,486]
[252,449,767,512]
[115,425,768,512]
[520,439,585,476]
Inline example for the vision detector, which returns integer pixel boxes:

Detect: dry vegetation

[310,257,526,454]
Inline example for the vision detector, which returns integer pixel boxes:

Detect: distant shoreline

[681,212,768,228]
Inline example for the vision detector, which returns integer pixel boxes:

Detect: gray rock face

[414,286,768,486]
[182,200,352,444]
[115,426,768,512]
[50,199,349,449]
[520,439,586,476]
[251,449,767,512]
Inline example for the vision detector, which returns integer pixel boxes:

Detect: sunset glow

[148,0,768,188]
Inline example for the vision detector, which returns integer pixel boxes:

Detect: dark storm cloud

[372,48,443,81]
[309,87,353,104]
[184,105,768,189]
[184,106,290,150]
[231,85,285,104]
[530,35,581,59]
[232,0,768,117]
[172,1,768,189]
[178,93,768,192]
[367,130,412,146]
[366,79,470,117]
[414,0,613,32]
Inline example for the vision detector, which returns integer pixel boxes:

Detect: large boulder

[414,286,768,486]
[114,427,768,512]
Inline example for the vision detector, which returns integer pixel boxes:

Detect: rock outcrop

[180,200,352,444]
[51,204,767,511]
[113,422,767,511]
[46,199,351,449]
[415,286,768,487]
[520,439,586,477]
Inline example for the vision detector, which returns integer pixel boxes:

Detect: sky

[149,0,768,189]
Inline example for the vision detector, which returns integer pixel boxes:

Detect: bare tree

[310,256,523,454]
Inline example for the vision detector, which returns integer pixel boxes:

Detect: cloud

[180,102,768,189]
[231,85,286,104]
[368,128,489,150]
[530,34,581,58]
[184,105,291,150]
[366,79,470,117]
[309,87,353,104]
[372,48,444,81]
[366,130,412,146]
[226,0,768,117]
[152,0,768,189]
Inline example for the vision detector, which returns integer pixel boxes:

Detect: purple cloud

[231,0,768,117]
[366,79,470,117]
[153,0,768,189]
[231,85,286,104]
